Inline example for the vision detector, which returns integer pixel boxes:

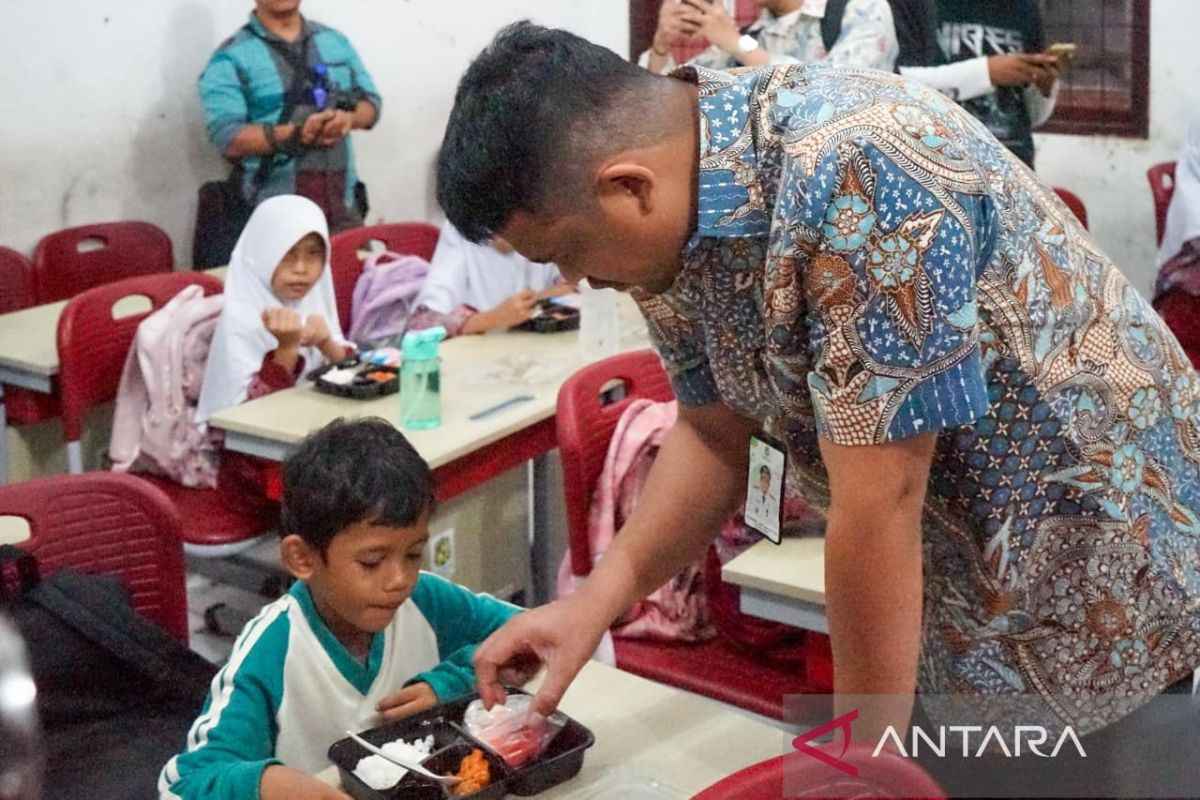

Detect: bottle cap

[401,326,446,361]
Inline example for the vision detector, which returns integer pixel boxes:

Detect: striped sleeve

[407,573,522,701]
[158,600,291,800]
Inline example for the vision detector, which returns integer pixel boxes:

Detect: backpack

[0,546,215,800]
[348,251,430,344]
[109,285,224,488]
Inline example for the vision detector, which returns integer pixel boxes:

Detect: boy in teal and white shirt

[159,418,525,800]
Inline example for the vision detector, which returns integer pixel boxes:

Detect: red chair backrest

[329,222,441,331]
[1148,161,1178,247]
[0,246,34,313]
[56,271,223,441]
[1052,187,1089,230]
[32,221,174,304]
[694,749,944,800]
[556,349,673,578]
[0,472,189,643]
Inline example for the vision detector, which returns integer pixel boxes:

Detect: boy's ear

[280,534,320,580]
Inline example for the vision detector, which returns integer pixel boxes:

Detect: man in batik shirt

[438,23,1200,751]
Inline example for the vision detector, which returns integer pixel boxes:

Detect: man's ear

[595,162,657,219]
[280,534,320,580]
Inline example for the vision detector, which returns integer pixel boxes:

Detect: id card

[745,434,786,544]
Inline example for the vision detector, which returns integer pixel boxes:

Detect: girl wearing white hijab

[407,220,570,336]
[1157,116,1200,275]
[197,195,352,424]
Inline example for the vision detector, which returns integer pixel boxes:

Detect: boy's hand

[493,289,539,328]
[263,308,304,351]
[260,764,352,800]
[377,682,439,722]
[987,53,1058,89]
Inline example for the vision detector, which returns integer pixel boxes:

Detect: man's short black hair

[759,464,772,478]
[280,418,435,552]
[437,21,661,243]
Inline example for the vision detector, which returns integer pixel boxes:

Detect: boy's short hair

[280,418,436,552]
[759,464,771,478]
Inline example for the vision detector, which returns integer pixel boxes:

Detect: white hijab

[415,220,562,314]
[197,195,347,422]
[1158,115,1200,267]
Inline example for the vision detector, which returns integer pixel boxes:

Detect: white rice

[353,734,436,790]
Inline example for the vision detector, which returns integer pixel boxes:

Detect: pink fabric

[110,286,223,488]
[556,398,715,643]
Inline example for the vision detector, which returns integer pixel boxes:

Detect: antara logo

[791,709,1087,775]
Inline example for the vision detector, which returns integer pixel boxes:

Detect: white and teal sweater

[159,573,520,799]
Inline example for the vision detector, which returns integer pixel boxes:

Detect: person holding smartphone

[928,0,1060,167]
[638,0,897,75]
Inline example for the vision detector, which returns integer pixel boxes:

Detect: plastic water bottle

[578,282,621,361]
[0,618,41,800]
[400,327,446,430]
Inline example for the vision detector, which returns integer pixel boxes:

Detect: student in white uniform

[159,418,528,800]
[406,220,572,336]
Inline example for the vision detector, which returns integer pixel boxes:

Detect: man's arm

[474,400,757,715]
[820,431,936,744]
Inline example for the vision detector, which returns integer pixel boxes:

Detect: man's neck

[255,9,303,42]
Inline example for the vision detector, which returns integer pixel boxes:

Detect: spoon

[346,730,461,787]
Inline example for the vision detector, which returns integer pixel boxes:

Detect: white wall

[1035,0,1200,296]
[0,1,627,264]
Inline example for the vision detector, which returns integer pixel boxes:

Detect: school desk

[316,659,789,798]
[721,536,828,633]
[208,297,650,603]
[0,268,227,483]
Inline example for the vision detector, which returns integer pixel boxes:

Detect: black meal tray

[513,301,580,334]
[328,691,595,800]
[309,358,400,399]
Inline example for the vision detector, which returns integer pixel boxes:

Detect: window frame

[1037,0,1151,139]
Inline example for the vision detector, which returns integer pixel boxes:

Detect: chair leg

[66,440,84,474]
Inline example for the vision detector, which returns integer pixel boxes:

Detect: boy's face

[759,471,771,494]
[286,516,430,641]
[271,232,326,302]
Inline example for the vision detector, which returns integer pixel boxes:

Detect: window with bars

[1037,0,1150,137]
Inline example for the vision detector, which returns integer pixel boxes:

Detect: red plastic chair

[55,272,270,556]
[0,472,189,643]
[329,222,441,332]
[557,349,817,720]
[694,748,944,799]
[1148,161,1178,247]
[1052,187,1089,230]
[0,247,33,314]
[0,247,54,440]
[32,221,173,304]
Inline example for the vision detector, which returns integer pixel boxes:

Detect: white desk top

[721,535,827,606]
[0,267,227,379]
[318,661,787,797]
[209,297,650,468]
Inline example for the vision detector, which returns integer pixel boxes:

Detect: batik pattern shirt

[636,63,1200,734]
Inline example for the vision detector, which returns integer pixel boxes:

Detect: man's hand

[474,594,612,717]
[376,682,439,722]
[260,764,352,800]
[316,110,354,147]
[300,110,336,147]
[262,308,304,351]
[680,0,741,55]
[652,0,700,55]
[987,53,1058,90]
[819,432,937,745]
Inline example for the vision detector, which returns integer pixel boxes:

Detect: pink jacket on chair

[556,398,715,643]
[109,286,223,488]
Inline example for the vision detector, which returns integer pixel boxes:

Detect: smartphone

[1046,42,1077,63]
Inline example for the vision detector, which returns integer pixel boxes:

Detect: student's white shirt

[1158,115,1200,267]
[415,221,562,314]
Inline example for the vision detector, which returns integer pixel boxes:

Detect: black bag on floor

[0,546,215,800]
[193,175,254,268]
